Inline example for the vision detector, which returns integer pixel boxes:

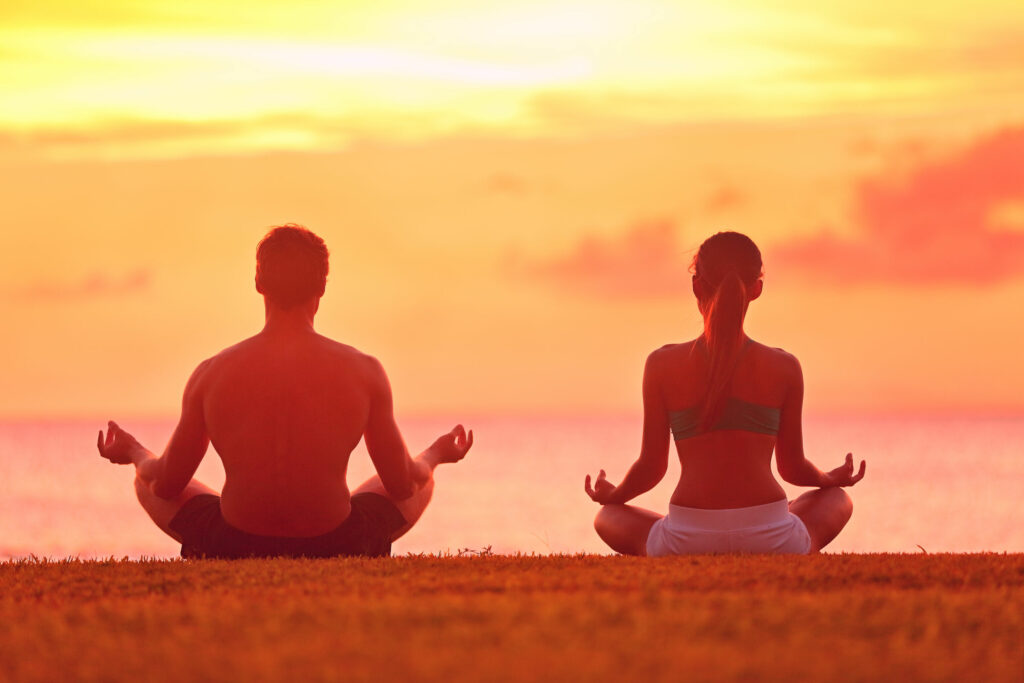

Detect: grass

[2,554,1023,682]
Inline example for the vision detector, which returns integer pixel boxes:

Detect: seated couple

[97,227,865,559]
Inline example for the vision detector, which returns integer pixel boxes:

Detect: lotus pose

[98,224,472,558]
[584,232,865,555]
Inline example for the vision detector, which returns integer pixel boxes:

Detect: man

[97,224,472,558]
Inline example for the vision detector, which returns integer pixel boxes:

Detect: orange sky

[1,0,1023,417]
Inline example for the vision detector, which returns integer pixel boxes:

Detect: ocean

[1,415,1021,558]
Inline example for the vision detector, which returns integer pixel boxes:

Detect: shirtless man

[97,224,472,558]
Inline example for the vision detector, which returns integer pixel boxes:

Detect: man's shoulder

[201,335,257,366]
[313,334,380,368]
[309,336,395,391]
[201,333,385,381]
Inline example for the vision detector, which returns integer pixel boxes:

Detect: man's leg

[134,475,219,543]
[352,451,438,542]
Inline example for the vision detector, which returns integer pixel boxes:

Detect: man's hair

[255,224,329,309]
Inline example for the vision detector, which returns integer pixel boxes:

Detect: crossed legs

[594,504,662,556]
[593,488,854,556]
[133,475,217,543]
[132,452,444,547]
[787,487,853,553]
[133,465,440,547]
[352,450,440,542]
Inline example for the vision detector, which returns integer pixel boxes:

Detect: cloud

[771,126,1024,285]
[0,115,342,155]
[0,0,170,28]
[483,172,530,195]
[527,91,730,131]
[519,220,692,297]
[0,113,405,160]
[16,270,151,301]
[703,184,746,213]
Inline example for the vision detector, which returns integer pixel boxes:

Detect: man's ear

[748,279,764,301]
[255,275,263,294]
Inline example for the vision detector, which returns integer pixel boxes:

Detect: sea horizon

[3,413,1023,559]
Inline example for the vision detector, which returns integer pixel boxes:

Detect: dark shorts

[169,493,407,559]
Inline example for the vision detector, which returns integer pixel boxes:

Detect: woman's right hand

[584,469,619,504]
[824,453,866,487]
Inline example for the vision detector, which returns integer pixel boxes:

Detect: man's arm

[98,361,211,499]
[362,357,422,500]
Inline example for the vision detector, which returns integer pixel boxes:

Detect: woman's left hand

[584,469,618,504]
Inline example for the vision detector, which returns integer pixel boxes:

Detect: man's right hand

[429,424,474,464]
[97,421,145,465]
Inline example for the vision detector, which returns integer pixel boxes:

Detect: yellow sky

[5,0,1023,156]
[2,0,1023,417]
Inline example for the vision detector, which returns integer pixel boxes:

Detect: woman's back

[652,338,799,509]
[584,230,864,556]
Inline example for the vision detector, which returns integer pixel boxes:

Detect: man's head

[255,224,329,309]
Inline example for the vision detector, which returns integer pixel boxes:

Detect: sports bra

[669,397,781,441]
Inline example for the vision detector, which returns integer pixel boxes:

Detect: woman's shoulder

[647,340,699,362]
[749,340,802,374]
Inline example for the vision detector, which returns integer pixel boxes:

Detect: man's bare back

[97,225,472,558]
[199,326,382,536]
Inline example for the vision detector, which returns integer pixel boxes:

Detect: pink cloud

[771,126,1024,285]
[703,184,746,213]
[482,172,531,195]
[17,270,151,301]
[520,220,691,297]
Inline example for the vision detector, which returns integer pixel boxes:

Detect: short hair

[255,224,329,309]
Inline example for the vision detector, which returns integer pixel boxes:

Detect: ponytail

[691,231,763,433]
[699,270,747,432]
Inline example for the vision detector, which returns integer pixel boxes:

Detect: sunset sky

[2,0,1023,418]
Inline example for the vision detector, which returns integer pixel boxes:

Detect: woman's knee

[826,486,854,520]
[795,486,853,513]
[133,473,150,502]
[593,504,625,533]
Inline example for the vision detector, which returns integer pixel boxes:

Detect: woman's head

[691,231,763,315]
[690,232,763,431]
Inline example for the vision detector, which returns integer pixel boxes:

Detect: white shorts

[646,499,812,556]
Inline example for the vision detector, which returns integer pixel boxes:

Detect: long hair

[691,232,763,431]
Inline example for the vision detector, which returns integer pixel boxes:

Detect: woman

[584,231,865,555]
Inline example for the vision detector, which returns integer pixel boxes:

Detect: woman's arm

[775,355,865,488]
[585,350,671,505]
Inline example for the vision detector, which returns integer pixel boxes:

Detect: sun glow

[5,0,1022,160]
[2,0,1024,416]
